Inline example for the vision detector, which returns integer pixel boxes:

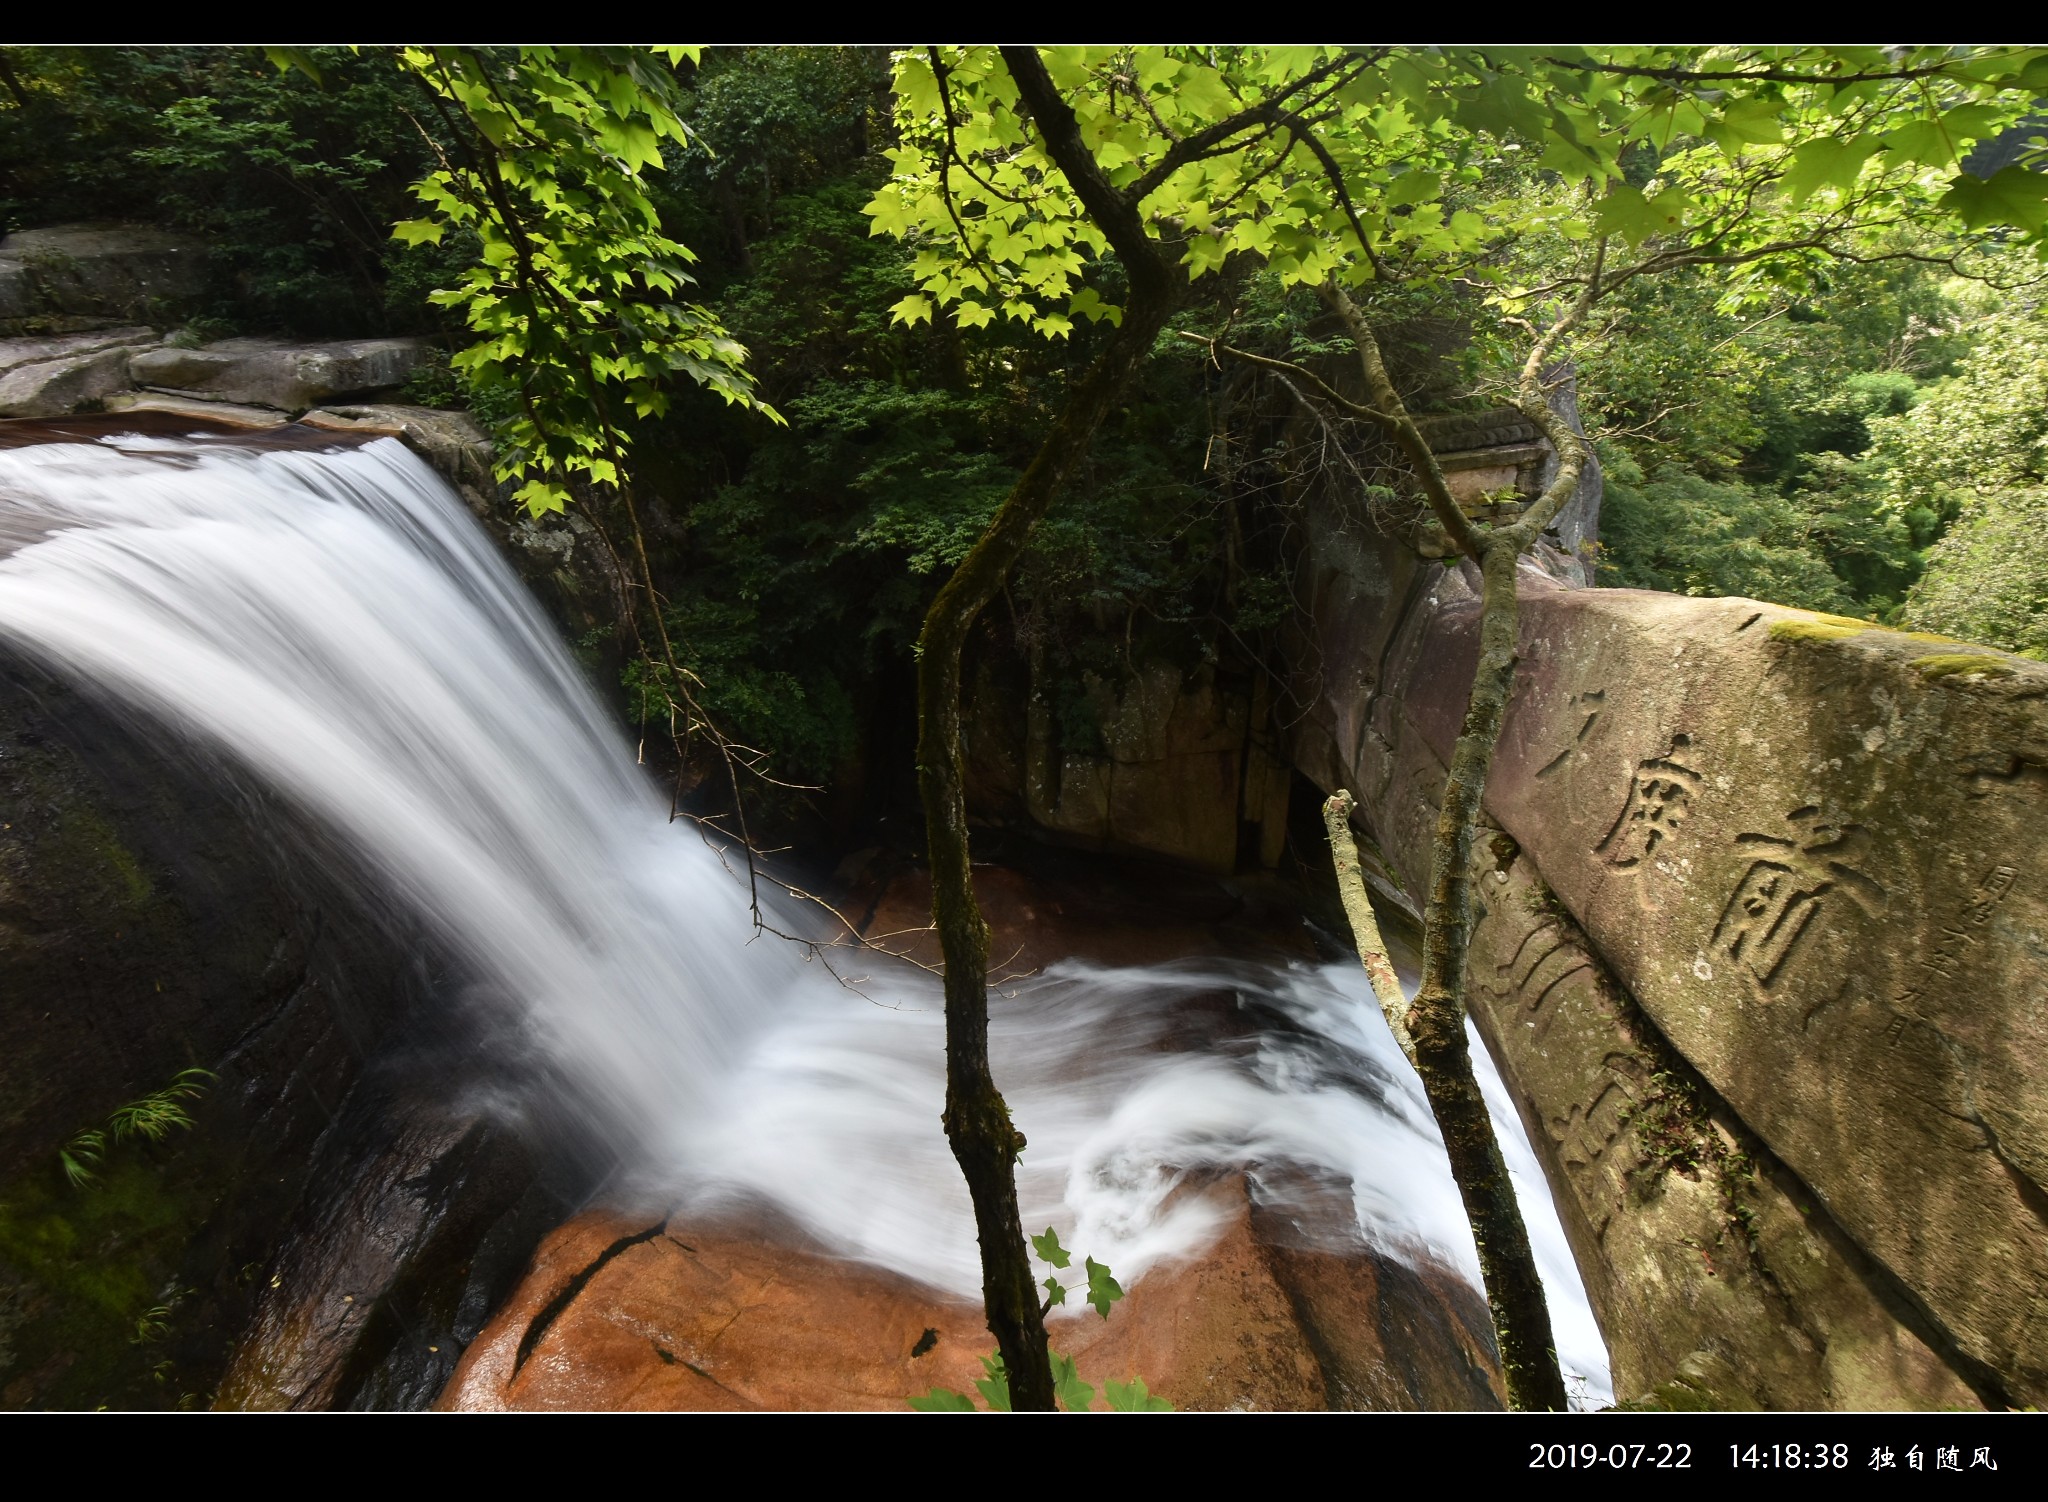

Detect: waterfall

[0,427,1610,1403]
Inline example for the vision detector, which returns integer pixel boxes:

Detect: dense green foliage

[1887,294,2048,653]
[1576,255,2048,650]
[1580,263,1944,615]
[386,46,779,516]
[0,46,463,335]
[4,41,2047,772]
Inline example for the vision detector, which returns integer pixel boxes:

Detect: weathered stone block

[0,327,159,417]
[1298,526,2048,1406]
[1480,595,2048,1405]
[130,337,433,413]
[0,224,206,330]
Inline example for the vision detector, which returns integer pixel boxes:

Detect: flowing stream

[0,428,1611,1405]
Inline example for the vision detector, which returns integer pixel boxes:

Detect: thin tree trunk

[1280,282,1595,1410]
[914,321,1167,1409]
[913,45,1181,1411]
[1406,535,1568,1411]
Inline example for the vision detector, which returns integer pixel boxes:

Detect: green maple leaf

[1942,166,2048,233]
[1085,1256,1124,1318]
[1030,1227,1072,1269]
[1051,1350,1095,1412]
[1104,1375,1173,1411]
[908,1386,978,1412]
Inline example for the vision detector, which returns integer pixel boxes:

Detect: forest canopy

[3,43,2046,786]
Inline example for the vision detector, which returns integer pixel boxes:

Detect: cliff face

[1287,488,2048,1409]
[6,394,2038,1410]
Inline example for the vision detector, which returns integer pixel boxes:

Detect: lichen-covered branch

[1321,791,1415,1066]
[1204,283,1580,1408]
[1407,533,1567,1411]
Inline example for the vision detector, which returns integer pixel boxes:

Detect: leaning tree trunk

[1290,281,1596,1411]
[1404,535,1569,1411]
[912,46,1182,1411]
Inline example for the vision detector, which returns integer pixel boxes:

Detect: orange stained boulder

[437,1178,1504,1413]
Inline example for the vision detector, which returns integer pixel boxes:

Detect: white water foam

[0,431,1610,1405]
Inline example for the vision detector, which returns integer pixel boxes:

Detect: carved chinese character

[1597,737,1702,869]
[1711,808,1887,993]
[1537,688,1606,778]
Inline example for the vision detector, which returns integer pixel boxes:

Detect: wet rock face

[1293,520,2048,1408]
[213,1096,555,1412]
[0,652,574,1413]
[436,1178,1503,1413]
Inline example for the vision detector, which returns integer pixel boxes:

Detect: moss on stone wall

[1909,653,2017,680]
[0,1122,219,1409]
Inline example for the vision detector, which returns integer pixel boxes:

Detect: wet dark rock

[0,659,435,1409]
[214,1091,558,1411]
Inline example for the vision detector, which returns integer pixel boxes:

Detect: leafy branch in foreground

[389,44,780,518]
[337,45,817,948]
[908,1231,1169,1412]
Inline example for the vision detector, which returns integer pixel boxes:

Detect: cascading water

[0,427,1611,1405]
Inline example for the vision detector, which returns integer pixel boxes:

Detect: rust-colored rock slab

[439,1181,1503,1412]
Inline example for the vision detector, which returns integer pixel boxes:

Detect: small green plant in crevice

[108,1068,213,1145]
[57,1068,214,1188]
[131,1284,197,1347]
[59,1129,107,1190]
[1619,1063,1768,1257]
[1719,1146,1764,1257]
[1618,1070,1709,1201]
[907,1229,1172,1412]
[133,1305,173,1346]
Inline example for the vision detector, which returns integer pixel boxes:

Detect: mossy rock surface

[1910,653,2017,680]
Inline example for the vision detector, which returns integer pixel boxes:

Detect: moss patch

[0,1144,210,1408]
[1910,653,2016,680]
[0,1074,238,1412]
[1615,1376,1742,1412]
[1768,616,1868,644]
[1619,1070,1709,1199]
